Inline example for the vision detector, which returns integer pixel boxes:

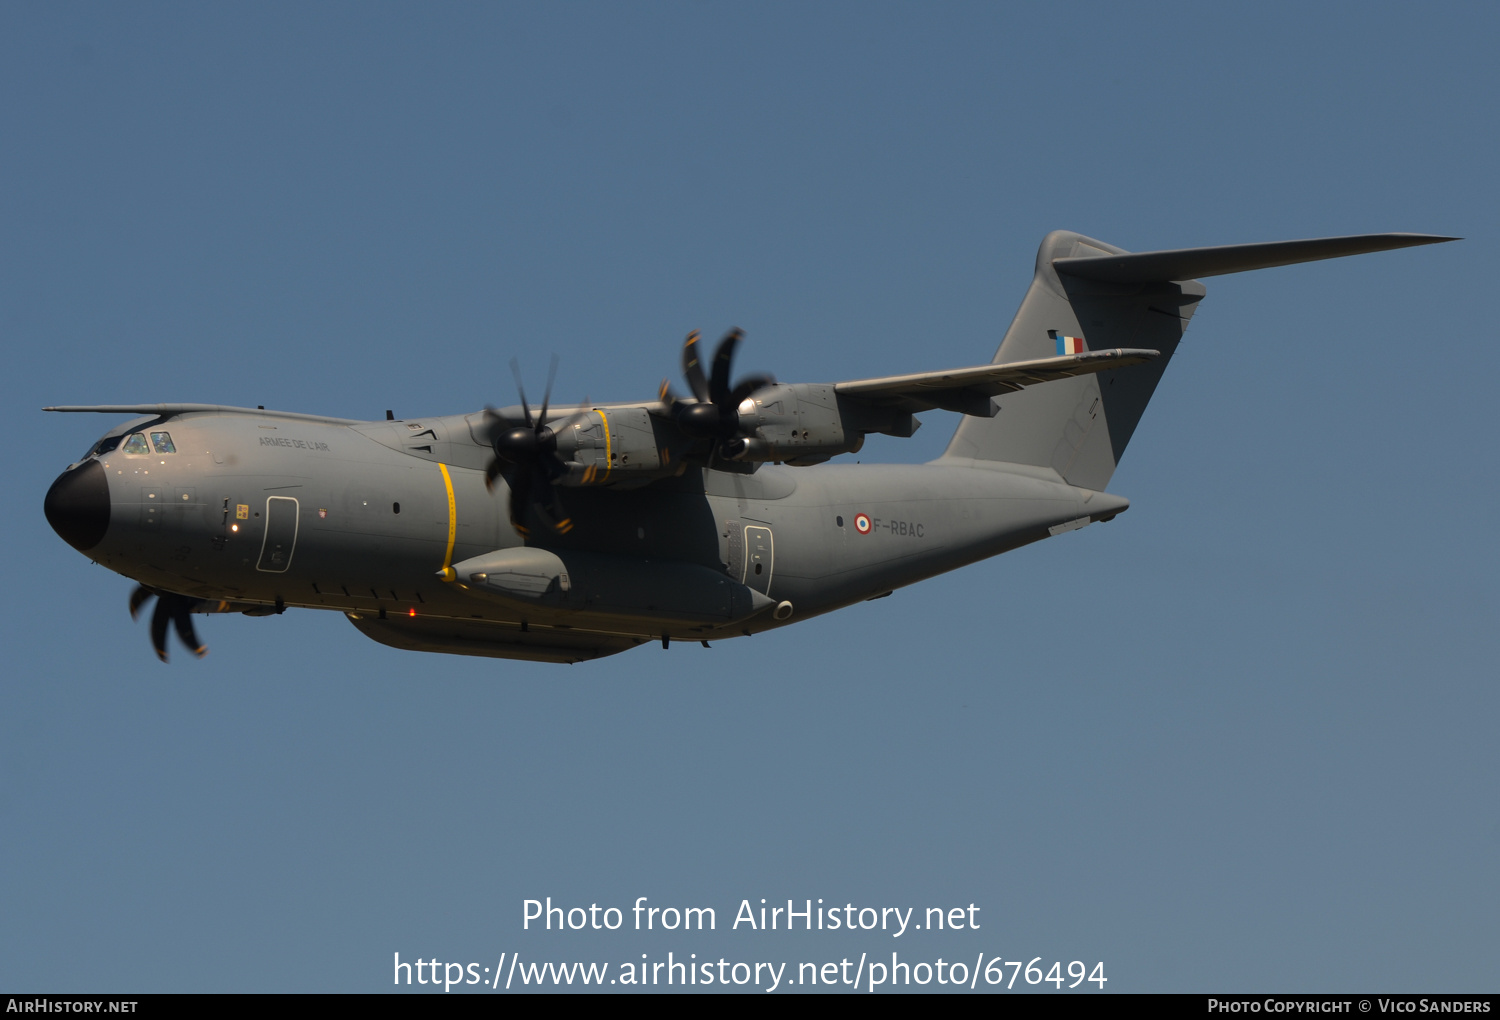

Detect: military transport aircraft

[43,230,1452,663]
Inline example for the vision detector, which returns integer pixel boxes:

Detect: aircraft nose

[44,459,111,552]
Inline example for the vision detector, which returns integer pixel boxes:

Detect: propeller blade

[169,598,207,658]
[506,468,533,536]
[129,584,154,621]
[709,328,742,406]
[509,358,533,428]
[488,361,579,535]
[131,587,211,662]
[556,400,593,434]
[481,405,518,439]
[532,461,572,534]
[541,449,569,481]
[681,331,710,403]
[728,374,777,407]
[149,599,171,662]
[536,354,558,433]
[540,402,594,458]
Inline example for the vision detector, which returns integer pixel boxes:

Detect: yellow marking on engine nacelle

[595,408,612,483]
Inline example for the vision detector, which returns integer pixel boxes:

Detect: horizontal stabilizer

[1053,232,1457,284]
[836,348,1159,416]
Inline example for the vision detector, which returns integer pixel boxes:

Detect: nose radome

[44,459,111,552]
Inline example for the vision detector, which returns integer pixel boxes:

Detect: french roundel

[854,513,872,535]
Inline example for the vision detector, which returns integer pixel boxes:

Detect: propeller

[659,329,776,454]
[482,356,590,536]
[129,585,207,662]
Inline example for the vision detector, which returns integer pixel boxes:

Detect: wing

[833,348,1159,416]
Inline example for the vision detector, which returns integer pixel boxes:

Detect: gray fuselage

[48,406,1125,662]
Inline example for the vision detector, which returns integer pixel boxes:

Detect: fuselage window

[121,434,151,455]
[150,432,177,454]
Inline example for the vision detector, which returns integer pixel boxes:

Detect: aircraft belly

[346,613,637,664]
[449,546,774,630]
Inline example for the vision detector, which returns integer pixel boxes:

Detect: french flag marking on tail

[1049,330,1086,356]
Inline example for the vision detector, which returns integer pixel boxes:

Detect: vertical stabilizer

[942,231,1204,490]
[942,230,1453,490]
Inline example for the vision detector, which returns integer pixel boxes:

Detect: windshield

[82,435,123,460]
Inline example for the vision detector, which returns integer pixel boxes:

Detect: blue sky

[3,2,1496,992]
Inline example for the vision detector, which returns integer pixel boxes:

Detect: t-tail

[942,230,1455,490]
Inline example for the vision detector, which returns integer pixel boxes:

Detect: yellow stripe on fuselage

[438,462,458,581]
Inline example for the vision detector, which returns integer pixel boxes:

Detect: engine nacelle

[550,405,690,487]
[729,384,848,464]
[535,384,920,477]
[729,384,916,465]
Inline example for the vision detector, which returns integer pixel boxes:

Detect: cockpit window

[150,432,177,454]
[85,435,123,459]
[121,434,151,455]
